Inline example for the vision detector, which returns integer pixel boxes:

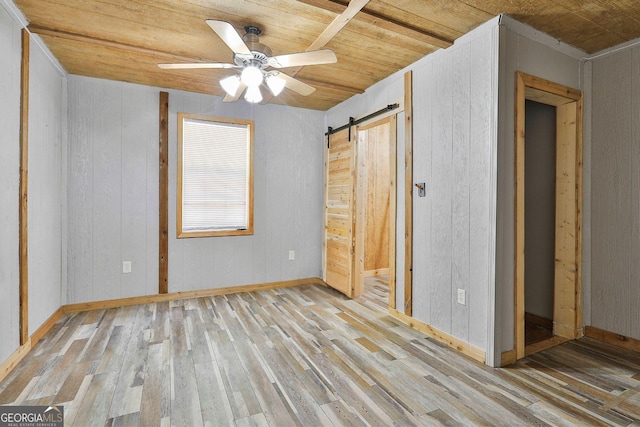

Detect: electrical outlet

[122,261,132,274]
[457,289,466,305]
[288,250,295,261]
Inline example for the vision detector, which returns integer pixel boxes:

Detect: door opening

[360,119,392,276]
[524,100,556,348]
[322,113,398,302]
[515,72,583,360]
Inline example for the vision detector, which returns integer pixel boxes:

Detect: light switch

[457,289,466,305]
[123,261,132,274]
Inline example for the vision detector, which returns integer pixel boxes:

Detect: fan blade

[158,62,238,69]
[206,20,252,56]
[278,73,316,96]
[223,82,247,102]
[268,49,337,68]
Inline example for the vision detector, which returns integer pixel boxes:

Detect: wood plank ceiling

[14,0,640,110]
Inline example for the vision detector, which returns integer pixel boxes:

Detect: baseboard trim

[389,308,486,364]
[31,307,65,344]
[0,340,31,383]
[0,306,67,383]
[63,277,325,313]
[585,326,640,353]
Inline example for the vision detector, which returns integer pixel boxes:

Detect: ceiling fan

[158,20,337,103]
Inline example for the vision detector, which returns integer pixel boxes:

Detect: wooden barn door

[323,128,356,297]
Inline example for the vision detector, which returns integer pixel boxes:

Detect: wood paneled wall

[0,5,22,364]
[168,95,324,291]
[27,34,67,337]
[0,2,67,365]
[412,22,497,352]
[68,77,159,303]
[67,76,325,302]
[590,44,640,341]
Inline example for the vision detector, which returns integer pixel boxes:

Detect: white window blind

[181,117,250,233]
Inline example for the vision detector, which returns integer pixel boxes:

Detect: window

[177,113,254,237]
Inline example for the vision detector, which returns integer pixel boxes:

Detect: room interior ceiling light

[241,66,264,87]
[220,75,241,97]
[266,74,286,96]
[244,85,263,103]
[158,21,336,104]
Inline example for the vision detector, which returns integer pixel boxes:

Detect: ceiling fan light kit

[240,65,264,87]
[220,75,241,97]
[244,85,263,103]
[158,20,337,104]
[266,74,286,96]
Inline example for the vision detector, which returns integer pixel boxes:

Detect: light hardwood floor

[1,277,639,426]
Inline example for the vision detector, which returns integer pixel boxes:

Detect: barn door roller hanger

[325,103,399,147]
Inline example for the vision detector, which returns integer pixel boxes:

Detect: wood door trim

[404,71,413,316]
[514,71,583,361]
[354,124,365,296]
[19,29,30,345]
[388,115,398,309]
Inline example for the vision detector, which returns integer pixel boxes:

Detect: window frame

[176,113,254,238]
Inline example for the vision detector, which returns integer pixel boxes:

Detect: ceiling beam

[307,0,370,51]
[301,78,364,94]
[27,24,216,64]
[261,0,370,103]
[298,0,453,49]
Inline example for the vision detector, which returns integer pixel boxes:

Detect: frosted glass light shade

[244,85,262,103]
[220,75,241,97]
[241,66,264,87]
[266,75,286,96]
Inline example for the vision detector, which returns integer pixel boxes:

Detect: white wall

[495,16,584,360]
[67,76,325,303]
[589,41,640,340]
[168,92,324,291]
[412,21,499,356]
[27,37,67,335]
[0,0,67,360]
[67,77,159,303]
[0,2,22,363]
[326,17,500,363]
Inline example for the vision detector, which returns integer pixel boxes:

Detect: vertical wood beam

[353,126,366,297]
[388,115,397,309]
[574,96,584,338]
[514,73,526,359]
[404,71,413,316]
[19,29,30,345]
[159,91,169,294]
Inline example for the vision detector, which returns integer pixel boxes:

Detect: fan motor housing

[236,26,272,68]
